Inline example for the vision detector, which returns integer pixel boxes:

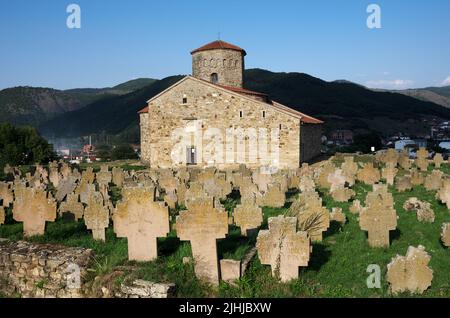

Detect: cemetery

[0,149,450,298]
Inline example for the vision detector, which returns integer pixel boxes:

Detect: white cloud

[441,76,450,86]
[365,79,414,89]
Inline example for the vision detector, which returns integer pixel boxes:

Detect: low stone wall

[0,239,93,298]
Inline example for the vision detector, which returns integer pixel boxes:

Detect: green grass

[1,163,450,297]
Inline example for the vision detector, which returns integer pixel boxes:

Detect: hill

[381,86,450,108]
[0,78,156,127]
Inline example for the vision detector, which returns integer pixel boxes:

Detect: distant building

[329,130,353,145]
[395,139,427,151]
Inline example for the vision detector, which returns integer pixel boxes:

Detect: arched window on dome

[210,73,219,84]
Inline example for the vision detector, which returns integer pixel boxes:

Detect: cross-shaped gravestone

[113,187,170,261]
[381,149,398,166]
[176,198,228,285]
[415,148,429,171]
[387,245,433,294]
[59,193,84,221]
[382,163,398,186]
[112,167,124,187]
[12,187,57,237]
[81,167,95,184]
[424,170,443,191]
[96,165,111,187]
[350,199,362,214]
[395,176,412,192]
[327,169,346,192]
[55,176,78,202]
[330,207,346,224]
[331,187,355,202]
[436,179,450,209]
[441,223,450,248]
[433,153,444,168]
[233,201,263,236]
[359,199,397,247]
[77,182,96,204]
[60,163,71,179]
[0,182,13,207]
[84,192,110,241]
[398,150,412,170]
[256,216,311,282]
[316,163,335,189]
[410,168,424,186]
[49,167,61,187]
[356,163,380,185]
[256,183,285,208]
[341,156,358,186]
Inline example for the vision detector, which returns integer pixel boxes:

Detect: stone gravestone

[349,199,362,214]
[84,192,110,241]
[0,206,5,225]
[330,207,346,224]
[77,182,96,205]
[424,170,443,191]
[410,168,424,186]
[81,167,95,184]
[398,150,412,170]
[256,216,311,282]
[382,163,398,186]
[415,148,429,172]
[12,187,57,237]
[255,183,286,208]
[432,153,444,168]
[356,163,380,185]
[382,149,399,166]
[112,167,125,187]
[359,196,397,247]
[113,187,170,261]
[395,176,412,192]
[233,201,263,236]
[341,156,358,186]
[55,176,78,202]
[316,163,335,189]
[441,223,450,248]
[0,182,14,207]
[403,197,435,223]
[59,193,84,221]
[176,198,228,285]
[386,245,433,294]
[96,165,112,187]
[327,169,346,192]
[436,179,450,209]
[331,187,355,203]
[49,166,61,188]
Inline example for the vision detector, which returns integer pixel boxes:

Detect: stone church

[139,40,323,169]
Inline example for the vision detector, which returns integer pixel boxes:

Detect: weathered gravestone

[298,174,316,193]
[0,206,5,225]
[255,183,286,208]
[398,150,412,170]
[381,149,399,166]
[331,187,355,203]
[113,187,170,261]
[341,156,358,186]
[233,201,263,236]
[349,199,362,214]
[112,167,125,187]
[59,193,84,221]
[327,169,346,192]
[359,194,397,247]
[410,168,424,186]
[256,216,311,282]
[316,163,335,189]
[356,163,380,185]
[55,176,78,202]
[96,165,112,187]
[386,245,433,294]
[0,182,13,207]
[49,167,61,188]
[396,176,413,192]
[330,207,346,224]
[84,192,110,241]
[403,197,435,223]
[12,187,57,237]
[415,148,429,172]
[382,163,398,186]
[424,170,443,191]
[436,179,450,209]
[176,198,228,285]
[441,223,450,248]
[76,182,96,205]
[433,153,444,168]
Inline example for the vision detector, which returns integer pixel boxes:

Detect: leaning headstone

[0,182,14,207]
[433,153,444,168]
[12,187,57,237]
[386,245,433,294]
[436,179,450,209]
[176,198,228,285]
[359,198,397,248]
[424,170,443,191]
[59,193,84,221]
[256,216,311,282]
[55,176,78,202]
[356,163,380,185]
[77,182,96,205]
[233,201,263,236]
[441,223,450,248]
[415,148,429,172]
[113,187,170,261]
[84,192,110,241]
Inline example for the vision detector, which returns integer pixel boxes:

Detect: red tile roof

[215,84,268,97]
[191,40,247,56]
[138,106,148,113]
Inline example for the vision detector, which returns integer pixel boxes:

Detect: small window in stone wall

[279,124,282,130]
[262,111,266,118]
[182,94,187,104]
[240,111,243,118]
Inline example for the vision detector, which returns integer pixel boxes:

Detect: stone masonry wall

[142,77,301,170]
[0,239,93,298]
[192,49,244,88]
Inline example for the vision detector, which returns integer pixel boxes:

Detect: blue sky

[0,0,449,90]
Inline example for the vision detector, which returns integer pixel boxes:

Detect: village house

[138,40,323,169]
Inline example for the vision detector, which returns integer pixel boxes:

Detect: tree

[352,131,383,153]
[111,144,138,160]
[0,123,56,169]
[96,144,112,161]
